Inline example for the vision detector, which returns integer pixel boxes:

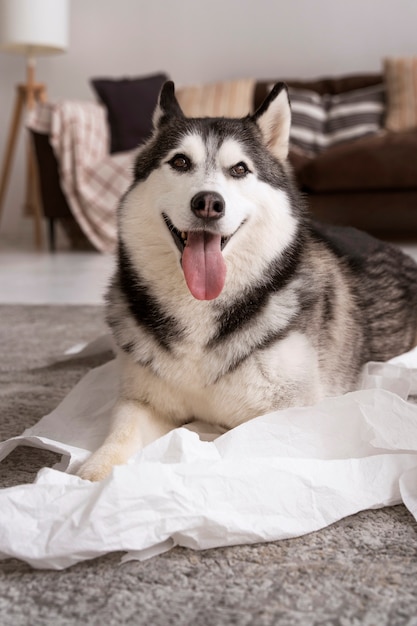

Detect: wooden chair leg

[27,136,44,250]
[48,218,56,252]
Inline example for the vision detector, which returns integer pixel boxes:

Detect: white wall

[1,0,416,243]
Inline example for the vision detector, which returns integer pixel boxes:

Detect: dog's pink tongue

[182,231,226,300]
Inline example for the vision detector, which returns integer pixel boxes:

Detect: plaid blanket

[28,101,135,252]
[27,79,255,252]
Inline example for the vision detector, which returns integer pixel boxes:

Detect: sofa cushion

[288,84,386,156]
[384,56,417,131]
[288,88,325,155]
[297,130,417,192]
[254,74,383,110]
[91,73,168,153]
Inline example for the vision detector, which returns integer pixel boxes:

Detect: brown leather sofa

[255,74,417,239]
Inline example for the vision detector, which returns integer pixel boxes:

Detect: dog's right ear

[251,82,291,162]
[153,81,185,128]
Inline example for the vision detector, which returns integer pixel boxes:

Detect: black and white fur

[78,81,417,481]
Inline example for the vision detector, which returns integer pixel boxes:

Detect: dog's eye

[229,162,249,178]
[169,154,191,172]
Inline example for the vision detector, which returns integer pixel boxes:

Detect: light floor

[1,244,417,305]
[0,250,115,305]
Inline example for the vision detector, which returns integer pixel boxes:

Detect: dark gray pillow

[91,73,168,153]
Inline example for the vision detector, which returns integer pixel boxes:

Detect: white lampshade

[0,0,69,57]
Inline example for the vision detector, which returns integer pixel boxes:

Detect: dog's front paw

[77,455,115,482]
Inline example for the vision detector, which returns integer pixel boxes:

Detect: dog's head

[121,81,301,301]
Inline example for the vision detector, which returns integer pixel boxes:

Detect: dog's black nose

[191,191,225,220]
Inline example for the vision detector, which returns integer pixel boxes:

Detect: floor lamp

[0,0,69,249]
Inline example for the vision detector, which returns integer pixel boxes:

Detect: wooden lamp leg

[0,54,48,250]
[0,87,26,226]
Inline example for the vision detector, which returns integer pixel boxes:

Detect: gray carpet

[1,305,417,626]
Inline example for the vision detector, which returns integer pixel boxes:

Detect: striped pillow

[384,57,417,131]
[288,84,386,156]
[288,88,325,155]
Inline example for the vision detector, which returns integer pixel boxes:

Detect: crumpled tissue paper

[1,336,417,570]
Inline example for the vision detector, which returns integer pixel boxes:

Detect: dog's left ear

[251,82,291,161]
[153,81,185,128]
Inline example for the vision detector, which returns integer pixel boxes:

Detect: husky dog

[78,81,417,481]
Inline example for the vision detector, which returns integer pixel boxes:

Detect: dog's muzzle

[162,192,238,301]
